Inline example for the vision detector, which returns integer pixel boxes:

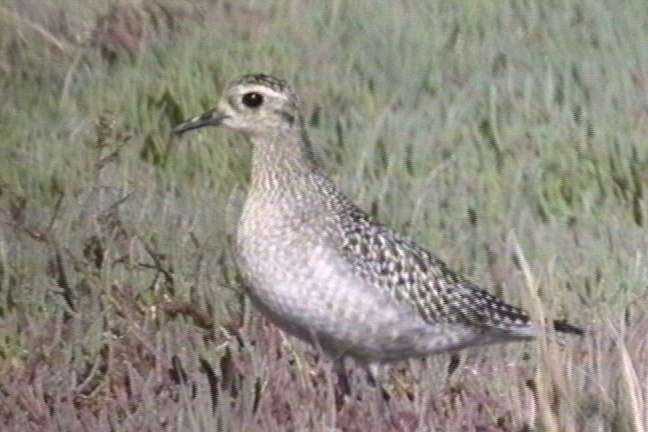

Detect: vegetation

[0,0,646,430]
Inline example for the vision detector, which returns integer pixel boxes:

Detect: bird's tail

[552,319,584,336]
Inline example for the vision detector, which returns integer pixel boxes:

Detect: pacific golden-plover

[173,73,582,393]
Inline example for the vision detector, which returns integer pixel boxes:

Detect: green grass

[1,0,646,430]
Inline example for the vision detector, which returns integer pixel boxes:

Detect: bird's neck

[248,126,318,194]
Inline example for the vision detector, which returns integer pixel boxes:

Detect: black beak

[173,109,229,136]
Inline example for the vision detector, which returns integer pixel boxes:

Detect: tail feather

[552,319,584,336]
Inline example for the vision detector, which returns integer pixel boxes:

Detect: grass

[0,0,646,430]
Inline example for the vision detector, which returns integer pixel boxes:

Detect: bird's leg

[365,363,390,402]
[333,357,350,394]
[365,363,408,430]
[333,357,352,407]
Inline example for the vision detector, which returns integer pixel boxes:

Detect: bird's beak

[173,109,229,136]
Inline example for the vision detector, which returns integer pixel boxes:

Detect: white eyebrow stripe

[241,84,290,101]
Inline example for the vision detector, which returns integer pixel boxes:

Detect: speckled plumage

[174,74,580,379]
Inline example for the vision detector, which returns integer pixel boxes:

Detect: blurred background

[0,1,646,430]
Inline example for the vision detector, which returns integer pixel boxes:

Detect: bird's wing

[334,206,532,331]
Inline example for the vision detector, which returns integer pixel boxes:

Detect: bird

[173,73,582,395]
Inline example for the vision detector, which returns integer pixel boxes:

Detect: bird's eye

[242,92,263,108]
